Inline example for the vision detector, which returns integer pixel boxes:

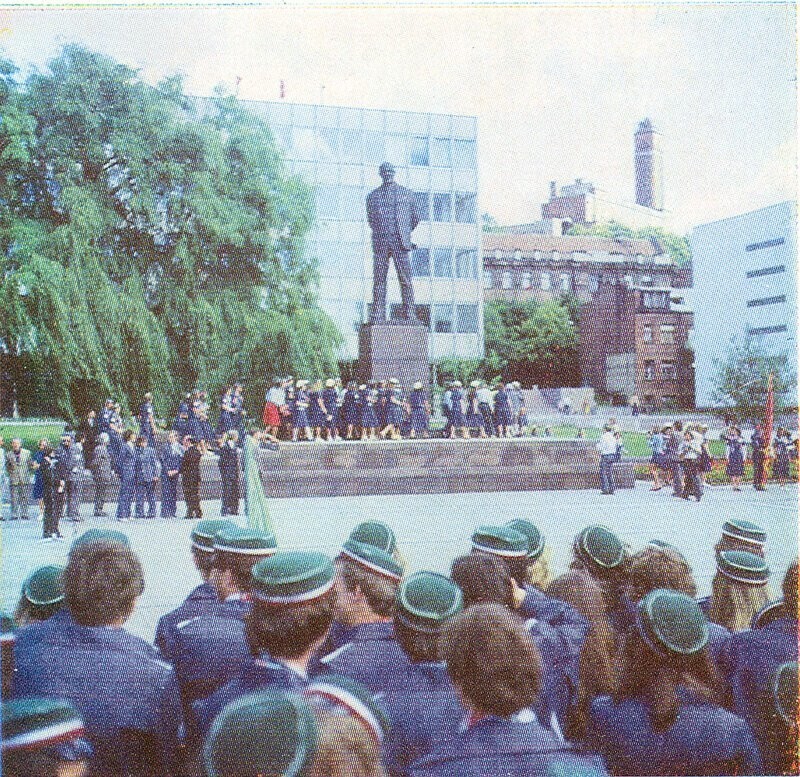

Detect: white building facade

[242,100,483,362]
[690,201,797,407]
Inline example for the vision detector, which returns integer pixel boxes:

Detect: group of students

[4,509,797,777]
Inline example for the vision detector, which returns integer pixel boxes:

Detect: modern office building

[240,100,483,362]
[690,201,797,407]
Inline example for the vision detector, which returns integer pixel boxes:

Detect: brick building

[482,233,690,305]
[579,285,694,408]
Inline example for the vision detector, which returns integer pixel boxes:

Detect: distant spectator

[134,435,160,520]
[88,433,114,518]
[6,438,32,520]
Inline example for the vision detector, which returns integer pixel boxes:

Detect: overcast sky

[0,3,795,233]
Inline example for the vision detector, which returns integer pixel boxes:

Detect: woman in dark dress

[360,385,379,441]
[448,381,466,439]
[408,382,429,439]
[39,443,61,540]
[722,425,745,491]
[341,381,361,440]
[380,379,406,440]
[30,437,47,519]
[321,379,340,442]
[465,381,487,438]
[493,382,513,438]
[292,381,313,442]
[308,380,326,441]
[772,427,793,486]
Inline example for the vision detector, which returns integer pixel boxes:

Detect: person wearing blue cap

[720,559,798,769]
[411,603,608,777]
[12,540,183,777]
[195,551,337,739]
[154,519,237,660]
[586,589,761,776]
[313,540,405,693]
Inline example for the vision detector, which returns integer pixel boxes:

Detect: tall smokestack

[634,118,663,211]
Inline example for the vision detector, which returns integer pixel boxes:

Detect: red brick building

[579,284,694,409]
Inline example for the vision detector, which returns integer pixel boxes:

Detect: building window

[385,134,406,165]
[521,272,533,290]
[642,291,668,309]
[415,305,431,330]
[315,185,338,219]
[432,193,451,222]
[456,304,479,333]
[411,248,430,277]
[493,249,502,260]
[560,273,571,291]
[644,361,655,380]
[483,270,493,289]
[642,325,653,343]
[455,248,477,279]
[433,248,452,277]
[430,137,451,167]
[747,295,786,307]
[640,275,653,286]
[339,186,364,220]
[513,249,522,261]
[501,271,513,290]
[340,129,362,163]
[540,272,551,291]
[746,237,784,252]
[661,361,677,380]
[588,274,599,293]
[748,324,788,336]
[453,192,477,223]
[432,304,454,333]
[452,139,476,168]
[409,136,429,166]
[746,264,785,279]
[659,325,676,344]
[661,395,678,408]
[414,191,430,221]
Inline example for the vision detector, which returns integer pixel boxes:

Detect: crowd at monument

[3,514,797,776]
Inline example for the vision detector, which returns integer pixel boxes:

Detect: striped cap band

[191,540,216,553]
[339,546,403,581]
[252,577,336,606]
[3,720,86,753]
[720,528,765,545]
[470,540,527,558]
[716,570,770,586]
[213,543,277,556]
[305,683,384,744]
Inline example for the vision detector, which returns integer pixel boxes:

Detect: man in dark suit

[179,436,203,519]
[366,162,421,324]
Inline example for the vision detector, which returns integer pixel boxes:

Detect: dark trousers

[53,487,67,525]
[682,459,703,500]
[753,452,766,488]
[479,403,495,436]
[600,454,616,494]
[93,479,110,515]
[372,243,414,321]
[161,475,178,517]
[183,480,202,518]
[221,477,239,516]
[116,479,135,520]
[135,481,157,518]
[670,459,684,495]
[42,494,59,537]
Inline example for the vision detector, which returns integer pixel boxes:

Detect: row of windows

[484,270,575,292]
[745,264,785,279]
[641,291,669,309]
[643,360,678,380]
[642,325,676,344]
[747,295,786,308]
[492,249,653,264]
[357,303,479,333]
[748,324,788,336]
[410,248,478,279]
[314,187,477,223]
[745,237,784,252]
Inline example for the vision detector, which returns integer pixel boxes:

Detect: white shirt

[476,387,494,406]
[596,431,618,456]
[266,386,286,405]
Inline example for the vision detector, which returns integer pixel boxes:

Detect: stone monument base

[358,322,429,387]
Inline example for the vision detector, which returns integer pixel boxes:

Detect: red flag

[760,372,774,487]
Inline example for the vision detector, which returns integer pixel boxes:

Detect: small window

[433,248,452,278]
[560,273,571,291]
[642,325,653,343]
[432,304,454,333]
[415,305,431,330]
[501,271,513,290]
[432,193,451,222]
[456,304,479,333]
[644,361,655,380]
[430,137,450,167]
[409,136,429,166]
[661,361,677,380]
[746,265,785,279]
[494,249,502,260]
[746,237,784,252]
[413,191,430,221]
[455,249,477,279]
[659,325,676,344]
[513,249,522,261]
[452,139,476,168]
[540,272,551,291]
[746,295,786,308]
[483,270,494,290]
[454,192,477,223]
[748,324,788,336]
[521,272,533,290]
[411,248,430,277]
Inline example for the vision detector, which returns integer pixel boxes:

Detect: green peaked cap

[721,518,766,547]
[251,551,336,604]
[191,519,237,552]
[471,525,528,558]
[505,519,545,560]
[574,525,625,570]
[637,588,709,657]
[349,521,397,554]
[23,565,65,607]
[213,525,277,556]
[396,571,463,633]
[339,539,403,581]
[71,528,130,551]
[716,550,770,585]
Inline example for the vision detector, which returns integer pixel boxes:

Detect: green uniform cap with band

[251,551,336,605]
[191,519,237,552]
[22,565,65,607]
[505,519,545,561]
[213,525,277,556]
[348,521,397,555]
[396,571,463,633]
[471,525,528,558]
[203,690,317,777]
[636,588,709,657]
[573,525,625,570]
[339,539,403,581]
[716,550,770,585]
[71,528,130,551]
[721,518,767,547]
[2,698,86,753]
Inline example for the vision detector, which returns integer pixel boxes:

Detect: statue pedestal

[358,323,429,387]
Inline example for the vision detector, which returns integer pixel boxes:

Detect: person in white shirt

[680,430,704,502]
[596,426,618,495]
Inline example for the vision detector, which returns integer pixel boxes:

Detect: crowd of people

[3,512,797,776]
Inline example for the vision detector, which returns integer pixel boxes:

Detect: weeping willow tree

[0,45,340,420]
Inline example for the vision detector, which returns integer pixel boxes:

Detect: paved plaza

[3,482,797,642]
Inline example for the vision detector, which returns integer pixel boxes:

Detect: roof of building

[483,233,666,259]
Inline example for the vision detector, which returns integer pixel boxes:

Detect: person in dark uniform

[12,540,183,777]
[97,398,115,436]
[322,379,340,442]
[115,430,137,522]
[586,590,761,776]
[341,381,361,440]
[154,519,237,660]
[77,410,98,469]
[159,430,184,519]
[138,392,157,448]
[492,382,513,438]
[381,378,406,440]
[751,423,767,490]
[308,380,326,441]
[361,383,379,441]
[53,433,82,526]
[759,661,798,776]
[408,381,429,439]
[217,429,240,516]
[411,603,608,777]
[376,380,390,431]
[195,550,337,738]
[292,380,313,442]
[773,427,793,486]
[722,425,746,491]
[134,435,160,520]
[39,443,60,540]
[179,436,203,519]
[448,381,466,439]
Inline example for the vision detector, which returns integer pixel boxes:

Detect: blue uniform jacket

[154,582,218,661]
[587,688,762,776]
[160,443,184,476]
[411,714,609,777]
[168,598,252,707]
[312,621,411,694]
[378,660,465,777]
[216,443,240,481]
[117,443,137,483]
[195,654,308,738]
[12,611,183,777]
[720,616,798,771]
[134,446,160,483]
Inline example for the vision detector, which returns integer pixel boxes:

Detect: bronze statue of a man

[366,162,421,324]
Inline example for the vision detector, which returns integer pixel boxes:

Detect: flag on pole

[761,372,775,488]
[243,434,274,536]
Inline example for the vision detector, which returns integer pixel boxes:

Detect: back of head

[450,554,513,609]
[441,603,540,717]
[64,541,144,627]
[710,551,771,632]
[783,559,798,617]
[309,710,386,777]
[626,546,697,602]
[337,541,403,620]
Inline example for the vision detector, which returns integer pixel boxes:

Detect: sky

[0,3,795,233]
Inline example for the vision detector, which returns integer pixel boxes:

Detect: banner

[243,435,274,536]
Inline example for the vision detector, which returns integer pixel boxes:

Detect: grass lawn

[0,420,66,451]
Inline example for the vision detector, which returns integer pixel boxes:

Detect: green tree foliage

[709,335,795,420]
[0,46,340,420]
[483,299,579,387]
[568,220,691,267]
